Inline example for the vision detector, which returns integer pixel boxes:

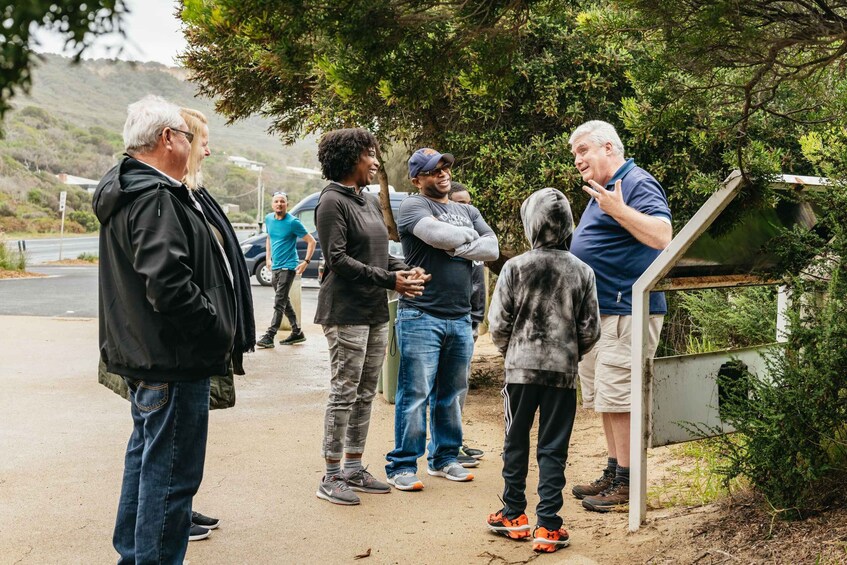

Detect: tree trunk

[376,149,399,241]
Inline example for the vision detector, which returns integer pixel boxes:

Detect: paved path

[0,293,680,563]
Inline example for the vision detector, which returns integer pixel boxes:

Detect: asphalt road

[6,231,258,265]
[0,265,319,318]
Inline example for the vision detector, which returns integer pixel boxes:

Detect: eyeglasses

[273,191,287,198]
[168,127,194,144]
[418,166,451,177]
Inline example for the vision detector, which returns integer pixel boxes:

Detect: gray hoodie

[488,188,601,388]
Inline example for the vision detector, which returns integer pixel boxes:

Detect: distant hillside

[0,55,323,235]
[21,54,317,164]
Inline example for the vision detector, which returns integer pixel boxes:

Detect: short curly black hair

[317,128,378,182]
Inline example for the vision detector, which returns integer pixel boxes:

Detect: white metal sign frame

[628,171,828,531]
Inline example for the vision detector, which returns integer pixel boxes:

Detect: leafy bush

[77,252,98,262]
[27,189,44,205]
[710,188,847,518]
[660,287,778,356]
[69,210,99,232]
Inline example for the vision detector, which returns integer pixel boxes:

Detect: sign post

[58,191,67,261]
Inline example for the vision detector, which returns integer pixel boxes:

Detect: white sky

[32,0,187,67]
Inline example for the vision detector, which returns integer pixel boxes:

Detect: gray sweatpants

[321,323,389,460]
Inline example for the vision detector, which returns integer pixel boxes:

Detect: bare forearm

[613,207,672,250]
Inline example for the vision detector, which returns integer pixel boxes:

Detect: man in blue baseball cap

[385,148,499,491]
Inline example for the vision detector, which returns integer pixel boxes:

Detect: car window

[296,209,316,233]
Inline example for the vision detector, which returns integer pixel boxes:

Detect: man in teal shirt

[257,191,316,348]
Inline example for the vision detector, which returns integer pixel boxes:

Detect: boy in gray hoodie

[486,187,601,553]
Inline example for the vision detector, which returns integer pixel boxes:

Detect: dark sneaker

[191,511,219,530]
[316,474,360,505]
[461,444,485,459]
[457,452,480,468]
[532,526,570,552]
[256,334,275,349]
[387,472,424,491]
[427,462,474,482]
[343,467,390,494]
[188,524,211,542]
[581,481,629,512]
[280,331,306,345]
[572,468,615,500]
[487,509,531,540]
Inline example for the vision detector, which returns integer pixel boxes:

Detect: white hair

[123,95,184,154]
[568,120,625,156]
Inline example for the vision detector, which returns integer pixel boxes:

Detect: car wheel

[256,263,273,286]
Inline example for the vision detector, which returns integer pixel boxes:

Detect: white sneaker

[427,462,474,482]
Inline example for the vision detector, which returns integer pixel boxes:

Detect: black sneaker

[191,511,219,530]
[461,444,485,459]
[188,523,211,541]
[280,331,306,345]
[256,334,275,349]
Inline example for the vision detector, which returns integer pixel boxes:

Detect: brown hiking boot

[581,481,629,512]
[571,469,615,500]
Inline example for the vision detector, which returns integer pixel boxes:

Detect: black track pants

[500,383,577,530]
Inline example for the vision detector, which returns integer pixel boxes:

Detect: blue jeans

[385,308,473,476]
[113,377,210,565]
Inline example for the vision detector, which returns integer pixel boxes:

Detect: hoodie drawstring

[157,185,162,217]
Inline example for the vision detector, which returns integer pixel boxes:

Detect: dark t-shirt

[397,195,494,319]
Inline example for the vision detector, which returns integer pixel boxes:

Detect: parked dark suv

[241,188,409,286]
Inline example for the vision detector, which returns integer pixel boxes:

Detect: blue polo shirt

[265,212,308,270]
[570,159,671,315]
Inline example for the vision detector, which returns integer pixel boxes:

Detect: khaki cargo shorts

[578,314,663,413]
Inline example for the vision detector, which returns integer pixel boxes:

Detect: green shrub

[660,287,778,356]
[708,188,847,518]
[27,189,44,205]
[77,252,98,262]
[69,209,99,232]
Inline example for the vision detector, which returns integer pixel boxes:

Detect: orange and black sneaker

[486,509,531,540]
[531,525,570,553]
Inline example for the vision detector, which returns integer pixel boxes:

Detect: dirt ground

[2,310,845,564]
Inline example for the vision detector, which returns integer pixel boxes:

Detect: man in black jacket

[93,95,236,564]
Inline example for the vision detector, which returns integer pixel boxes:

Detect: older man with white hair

[93,95,235,563]
[567,120,672,512]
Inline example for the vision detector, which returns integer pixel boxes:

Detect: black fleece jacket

[92,156,236,381]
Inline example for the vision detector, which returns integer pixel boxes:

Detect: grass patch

[0,237,27,271]
[77,252,98,262]
[648,437,746,509]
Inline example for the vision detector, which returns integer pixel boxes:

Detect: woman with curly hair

[314,127,429,505]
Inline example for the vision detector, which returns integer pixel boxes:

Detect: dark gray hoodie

[488,188,601,388]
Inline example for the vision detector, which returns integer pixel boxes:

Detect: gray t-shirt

[397,195,494,319]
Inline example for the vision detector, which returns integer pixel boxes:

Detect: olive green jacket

[98,359,236,410]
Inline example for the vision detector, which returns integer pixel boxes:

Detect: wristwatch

[304,259,311,264]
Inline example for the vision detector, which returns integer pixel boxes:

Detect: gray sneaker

[427,462,474,482]
[457,452,480,468]
[343,466,390,494]
[387,472,424,491]
[316,474,360,505]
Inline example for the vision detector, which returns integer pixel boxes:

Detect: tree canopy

[181,0,847,249]
[0,1,126,129]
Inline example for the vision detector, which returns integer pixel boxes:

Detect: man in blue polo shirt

[567,120,672,512]
[256,191,316,348]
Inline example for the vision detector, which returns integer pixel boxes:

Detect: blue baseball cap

[408,148,455,178]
